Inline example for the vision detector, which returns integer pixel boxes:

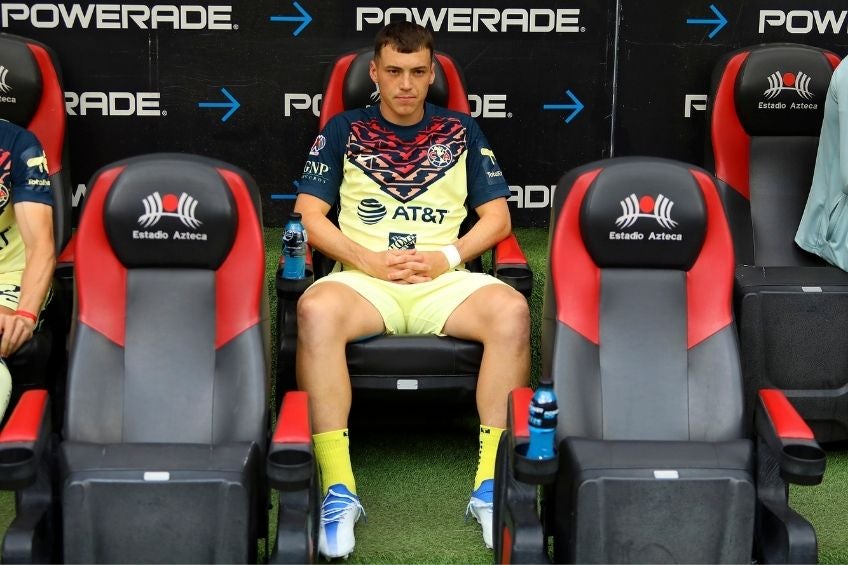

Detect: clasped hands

[365,249,450,284]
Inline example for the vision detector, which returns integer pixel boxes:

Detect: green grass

[0,227,844,564]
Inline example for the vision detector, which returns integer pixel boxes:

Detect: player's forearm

[18,242,55,315]
[454,202,511,263]
[298,206,375,271]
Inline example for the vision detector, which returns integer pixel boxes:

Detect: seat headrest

[103,158,237,269]
[343,49,452,109]
[580,161,707,270]
[734,45,833,136]
[0,35,43,127]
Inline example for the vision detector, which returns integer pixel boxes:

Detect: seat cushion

[555,438,755,564]
[60,441,260,563]
[346,335,482,391]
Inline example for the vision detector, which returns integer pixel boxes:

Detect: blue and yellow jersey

[298,103,510,255]
[0,121,53,274]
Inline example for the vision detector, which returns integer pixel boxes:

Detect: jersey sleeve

[296,115,348,206]
[11,130,53,206]
[464,117,511,210]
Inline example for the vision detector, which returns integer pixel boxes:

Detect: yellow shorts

[311,269,506,335]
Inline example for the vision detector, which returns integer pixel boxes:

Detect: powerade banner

[615,1,848,167]
[0,1,846,226]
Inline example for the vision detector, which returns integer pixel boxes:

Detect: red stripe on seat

[319,53,358,130]
[825,52,841,70]
[215,168,264,348]
[711,52,751,200]
[759,389,815,440]
[77,166,128,346]
[495,233,527,265]
[26,43,66,176]
[687,170,734,348]
[273,391,311,444]
[511,387,533,439]
[500,525,513,565]
[550,169,602,344]
[0,390,48,443]
[57,234,75,264]
[435,53,470,114]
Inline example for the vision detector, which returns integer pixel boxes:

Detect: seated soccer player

[292,21,530,559]
[0,119,55,419]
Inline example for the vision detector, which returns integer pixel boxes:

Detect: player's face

[370,45,435,126]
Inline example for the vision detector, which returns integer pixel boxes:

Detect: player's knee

[296,289,338,339]
[486,288,530,344]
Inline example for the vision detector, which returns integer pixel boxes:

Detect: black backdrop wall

[2,1,847,226]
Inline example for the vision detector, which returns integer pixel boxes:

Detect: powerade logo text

[1,4,233,30]
[759,10,848,34]
[65,91,162,117]
[356,7,582,33]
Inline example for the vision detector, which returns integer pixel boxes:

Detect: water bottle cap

[289,212,302,221]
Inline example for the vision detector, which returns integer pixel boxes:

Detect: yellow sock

[473,425,504,490]
[313,428,356,495]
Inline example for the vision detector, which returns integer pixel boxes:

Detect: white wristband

[440,244,462,269]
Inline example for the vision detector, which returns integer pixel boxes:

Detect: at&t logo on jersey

[611,193,682,241]
[357,198,387,225]
[134,191,207,241]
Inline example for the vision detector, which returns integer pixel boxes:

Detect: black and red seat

[0,154,316,563]
[495,157,825,564]
[0,32,73,414]
[276,48,531,403]
[707,43,848,441]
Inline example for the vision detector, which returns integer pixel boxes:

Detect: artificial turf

[0,227,844,564]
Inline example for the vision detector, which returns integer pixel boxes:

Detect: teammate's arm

[0,201,54,357]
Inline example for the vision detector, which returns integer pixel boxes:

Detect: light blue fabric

[795,56,848,269]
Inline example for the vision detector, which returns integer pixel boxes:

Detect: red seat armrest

[0,390,51,489]
[756,389,825,485]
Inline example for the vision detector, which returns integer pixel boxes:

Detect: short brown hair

[374,21,433,59]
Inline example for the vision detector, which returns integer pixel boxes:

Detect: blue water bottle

[281,212,307,280]
[526,379,558,460]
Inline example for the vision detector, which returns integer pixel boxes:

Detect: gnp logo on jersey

[759,71,818,110]
[133,191,208,241]
[611,194,682,241]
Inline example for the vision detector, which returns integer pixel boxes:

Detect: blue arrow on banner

[543,90,584,124]
[686,4,727,39]
[197,88,241,122]
[270,1,312,36]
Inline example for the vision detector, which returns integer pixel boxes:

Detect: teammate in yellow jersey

[0,119,55,421]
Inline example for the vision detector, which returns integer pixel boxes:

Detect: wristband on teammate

[440,244,462,269]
